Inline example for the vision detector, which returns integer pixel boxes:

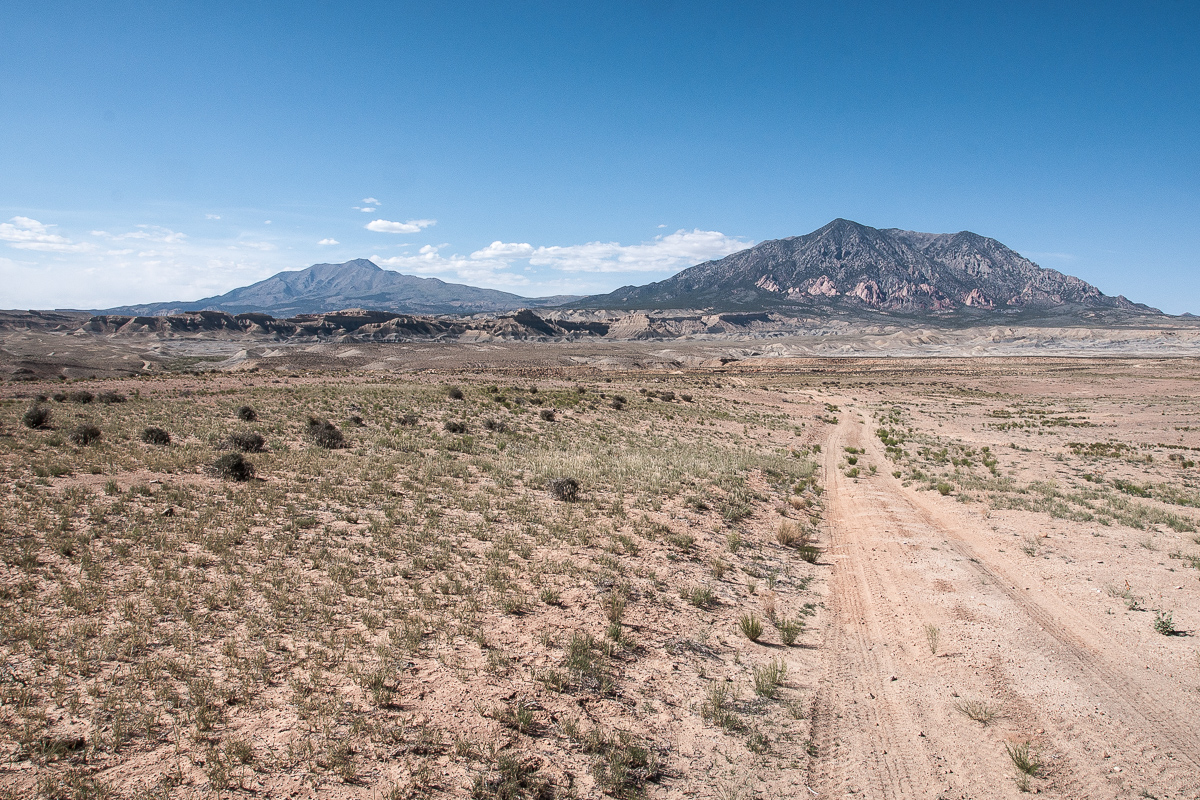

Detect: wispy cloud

[0,217,93,253]
[361,197,379,205]
[92,225,187,244]
[475,229,750,273]
[317,238,339,245]
[205,214,221,220]
[366,218,436,234]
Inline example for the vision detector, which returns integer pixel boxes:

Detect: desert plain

[1,345,1199,800]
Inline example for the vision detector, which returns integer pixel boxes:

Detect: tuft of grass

[954,698,997,725]
[140,426,170,445]
[548,477,579,502]
[775,616,803,646]
[213,453,255,482]
[751,658,787,698]
[738,613,764,642]
[236,405,257,421]
[22,405,51,429]
[1005,740,1041,776]
[683,586,715,608]
[68,424,102,446]
[924,624,940,655]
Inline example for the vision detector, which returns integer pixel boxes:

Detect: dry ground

[1,357,1199,799]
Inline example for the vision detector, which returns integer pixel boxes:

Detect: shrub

[684,586,715,608]
[1153,610,1176,635]
[213,453,255,481]
[67,390,94,404]
[397,412,419,426]
[22,405,51,429]
[447,386,464,400]
[306,417,345,449]
[1005,741,1041,776]
[444,420,467,434]
[680,393,693,402]
[738,614,764,642]
[236,405,257,421]
[539,408,556,422]
[954,699,997,725]
[52,392,67,402]
[659,390,675,402]
[226,431,265,452]
[141,426,171,445]
[936,482,952,496]
[482,417,508,432]
[68,424,102,446]
[548,477,580,502]
[97,391,126,404]
[775,617,803,646]
[776,521,810,548]
[347,414,364,427]
[610,396,626,410]
[797,545,821,564]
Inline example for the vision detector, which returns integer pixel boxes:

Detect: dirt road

[809,407,1200,799]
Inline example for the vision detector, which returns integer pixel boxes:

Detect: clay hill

[582,218,1156,314]
[104,258,578,317]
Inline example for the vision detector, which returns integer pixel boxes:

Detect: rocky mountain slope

[579,219,1156,314]
[103,258,578,316]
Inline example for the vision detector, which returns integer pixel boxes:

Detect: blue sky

[2,1,1197,312]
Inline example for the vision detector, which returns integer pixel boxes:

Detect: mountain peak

[578,219,1157,315]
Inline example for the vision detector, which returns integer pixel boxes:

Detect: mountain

[578,219,1157,315]
[103,258,578,316]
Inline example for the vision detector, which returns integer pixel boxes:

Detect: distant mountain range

[100,220,1159,317]
[105,258,579,317]
[583,219,1154,314]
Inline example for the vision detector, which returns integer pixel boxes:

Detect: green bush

[22,405,51,429]
[213,453,255,481]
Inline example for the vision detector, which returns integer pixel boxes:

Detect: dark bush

[680,393,693,402]
[482,417,508,432]
[22,405,52,429]
[397,413,419,426]
[68,424,102,445]
[659,390,675,402]
[236,405,257,422]
[347,414,364,427]
[213,453,254,481]
[444,420,467,434]
[306,417,345,449]
[447,386,464,400]
[141,426,171,445]
[528,386,538,394]
[548,477,579,502]
[97,391,126,404]
[68,390,94,404]
[226,431,266,452]
[539,409,556,422]
[610,396,626,410]
[52,393,67,402]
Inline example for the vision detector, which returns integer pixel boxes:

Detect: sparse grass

[751,658,787,698]
[954,698,997,725]
[774,616,803,646]
[924,624,940,655]
[1005,740,1041,776]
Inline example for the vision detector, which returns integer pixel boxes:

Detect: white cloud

[0,216,93,253]
[317,238,339,245]
[205,214,221,220]
[470,241,535,259]
[372,246,527,288]
[92,225,187,244]
[366,218,437,234]
[362,197,379,205]
[479,229,750,273]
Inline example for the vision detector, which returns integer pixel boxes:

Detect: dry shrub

[236,405,257,421]
[548,477,580,502]
[398,412,419,426]
[97,391,126,404]
[68,424,102,446]
[447,386,464,400]
[610,396,626,410]
[22,405,51,430]
[307,417,345,449]
[141,426,171,445]
[226,431,265,452]
[213,453,255,481]
[67,390,94,404]
[482,418,508,432]
[539,409,556,422]
[444,420,467,434]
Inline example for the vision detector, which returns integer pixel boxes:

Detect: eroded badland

[2,353,1199,799]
